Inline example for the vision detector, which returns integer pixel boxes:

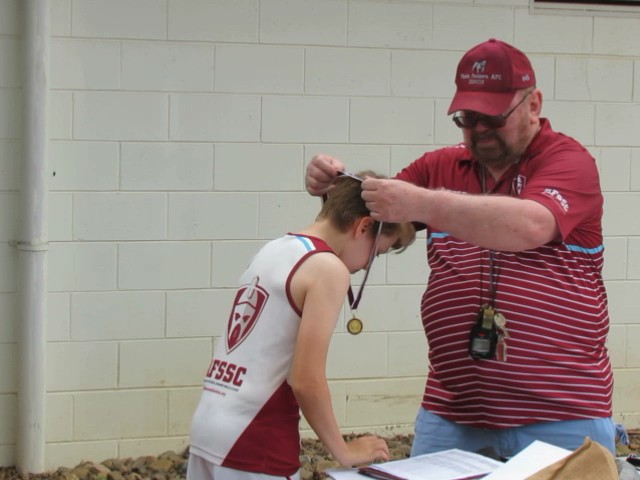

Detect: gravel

[0,431,637,480]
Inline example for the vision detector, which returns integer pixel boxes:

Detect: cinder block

[50,141,119,191]
[74,92,169,141]
[602,237,628,281]
[50,0,71,36]
[170,94,260,142]
[350,97,434,145]
[262,96,349,143]
[596,104,640,147]
[348,0,431,49]
[211,241,268,288]
[528,54,555,99]
[391,50,458,98]
[434,99,462,146]
[306,47,389,96]
[388,332,429,377]
[119,338,212,388]
[168,387,202,435]
[71,0,166,39]
[343,377,424,427]
[594,17,640,56]
[45,441,117,471]
[121,143,214,191]
[612,368,640,412]
[166,289,236,338]
[168,0,258,42]
[599,148,631,192]
[118,242,211,290]
[603,193,640,236]
[215,45,303,94]
[50,91,72,140]
[346,285,423,333]
[47,341,118,391]
[555,57,633,102]
[0,192,16,241]
[0,244,17,293]
[260,0,347,46]
[626,326,640,367]
[303,145,391,176]
[51,39,120,90]
[46,394,73,442]
[73,193,167,241]
[0,38,20,88]
[0,394,16,444]
[326,333,387,379]
[0,0,19,35]
[607,324,627,369]
[48,292,70,342]
[0,445,13,469]
[122,42,214,92]
[633,149,640,191]
[73,390,168,440]
[386,235,429,285]
[635,61,640,104]
[0,89,21,140]
[214,144,303,191]
[433,6,513,51]
[0,293,17,343]
[257,192,320,239]
[629,238,640,280]
[48,242,117,292]
[515,9,592,54]
[0,140,20,190]
[542,101,594,147]
[605,280,640,325]
[71,291,165,341]
[49,193,72,241]
[168,193,259,240]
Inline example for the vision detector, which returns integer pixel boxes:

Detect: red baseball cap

[447,38,536,116]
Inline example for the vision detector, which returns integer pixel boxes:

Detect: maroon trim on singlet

[284,234,335,317]
[222,381,301,476]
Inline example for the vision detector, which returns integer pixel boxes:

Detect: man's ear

[354,216,374,238]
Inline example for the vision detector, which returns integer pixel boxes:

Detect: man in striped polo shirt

[305,38,615,459]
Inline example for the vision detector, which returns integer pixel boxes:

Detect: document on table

[326,449,502,480]
[481,440,572,480]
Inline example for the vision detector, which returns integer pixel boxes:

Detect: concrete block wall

[0,0,639,470]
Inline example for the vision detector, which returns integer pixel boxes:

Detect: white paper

[327,449,502,480]
[482,440,572,480]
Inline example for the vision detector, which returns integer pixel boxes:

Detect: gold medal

[347,316,363,335]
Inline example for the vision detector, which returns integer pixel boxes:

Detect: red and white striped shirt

[397,118,612,428]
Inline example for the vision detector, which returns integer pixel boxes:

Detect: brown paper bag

[525,437,617,480]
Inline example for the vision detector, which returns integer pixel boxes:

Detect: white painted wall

[0,0,638,470]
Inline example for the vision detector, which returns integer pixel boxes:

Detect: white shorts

[186,454,301,480]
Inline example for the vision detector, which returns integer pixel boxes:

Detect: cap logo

[472,60,486,74]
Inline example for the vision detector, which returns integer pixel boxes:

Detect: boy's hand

[337,435,390,467]
[306,154,346,196]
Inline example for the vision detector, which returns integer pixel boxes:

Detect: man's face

[461,90,534,169]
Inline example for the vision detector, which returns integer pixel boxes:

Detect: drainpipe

[16,0,49,473]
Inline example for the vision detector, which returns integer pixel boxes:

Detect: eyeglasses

[452,90,533,130]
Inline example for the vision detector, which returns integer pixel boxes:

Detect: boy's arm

[289,253,389,467]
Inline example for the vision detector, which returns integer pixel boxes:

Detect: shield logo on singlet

[226,276,269,354]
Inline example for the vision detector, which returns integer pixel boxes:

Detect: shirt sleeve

[519,143,603,247]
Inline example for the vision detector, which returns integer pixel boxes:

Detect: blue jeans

[410,407,616,458]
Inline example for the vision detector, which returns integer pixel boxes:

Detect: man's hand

[305,154,346,196]
[361,177,424,223]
